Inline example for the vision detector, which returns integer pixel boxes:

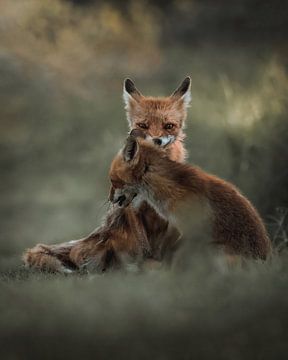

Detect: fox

[23,77,191,272]
[109,130,272,261]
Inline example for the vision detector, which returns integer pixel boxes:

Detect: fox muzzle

[152,135,175,147]
[111,188,137,207]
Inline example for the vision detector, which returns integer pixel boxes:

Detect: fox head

[123,77,191,162]
[109,130,181,213]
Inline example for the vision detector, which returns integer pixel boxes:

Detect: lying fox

[23,77,191,272]
[109,130,272,260]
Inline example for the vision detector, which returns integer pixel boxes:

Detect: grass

[1,252,288,360]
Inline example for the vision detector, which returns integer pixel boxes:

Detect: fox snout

[153,138,162,145]
[111,188,137,207]
[129,129,175,148]
[113,194,127,207]
[152,135,175,147]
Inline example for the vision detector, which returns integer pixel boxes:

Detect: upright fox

[110,131,272,260]
[23,77,191,272]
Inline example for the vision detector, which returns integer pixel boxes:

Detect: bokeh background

[1,1,288,359]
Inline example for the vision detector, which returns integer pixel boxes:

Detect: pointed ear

[171,76,191,107]
[123,136,139,162]
[129,129,146,139]
[123,78,142,108]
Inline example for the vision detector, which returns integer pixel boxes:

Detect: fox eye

[164,123,174,130]
[137,123,149,129]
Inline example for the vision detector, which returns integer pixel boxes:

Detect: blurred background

[1,1,288,359]
[1,0,288,259]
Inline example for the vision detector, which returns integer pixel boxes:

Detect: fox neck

[135,184,171,220]
[138,160,206,219]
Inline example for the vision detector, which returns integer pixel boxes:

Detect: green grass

[1,254,288,360]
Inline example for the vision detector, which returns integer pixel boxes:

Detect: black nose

[153,138,162,146]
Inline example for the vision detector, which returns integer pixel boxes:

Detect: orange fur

[109,135,272,260]
[23,78,191,272]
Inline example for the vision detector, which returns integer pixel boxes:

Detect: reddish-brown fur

[109,135,272,259]
[126,97,188,162]
[23,78,190,272]
[23,199,180,273]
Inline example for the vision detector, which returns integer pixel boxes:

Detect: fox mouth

[152,135,175,147]
[112,193,137,207]
[129,130,176,148]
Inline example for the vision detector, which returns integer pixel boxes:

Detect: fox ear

[123,78,142,107]
[123,136,139,162]
[171,76,191,107]
[129,129,146,139]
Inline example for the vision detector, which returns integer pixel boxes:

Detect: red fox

[109,131,272,260]
[23,77,191,272]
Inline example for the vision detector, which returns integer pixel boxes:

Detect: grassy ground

[1,254,288,360]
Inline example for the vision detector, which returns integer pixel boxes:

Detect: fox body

[110,133,272,260]
[23,78,191,272]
